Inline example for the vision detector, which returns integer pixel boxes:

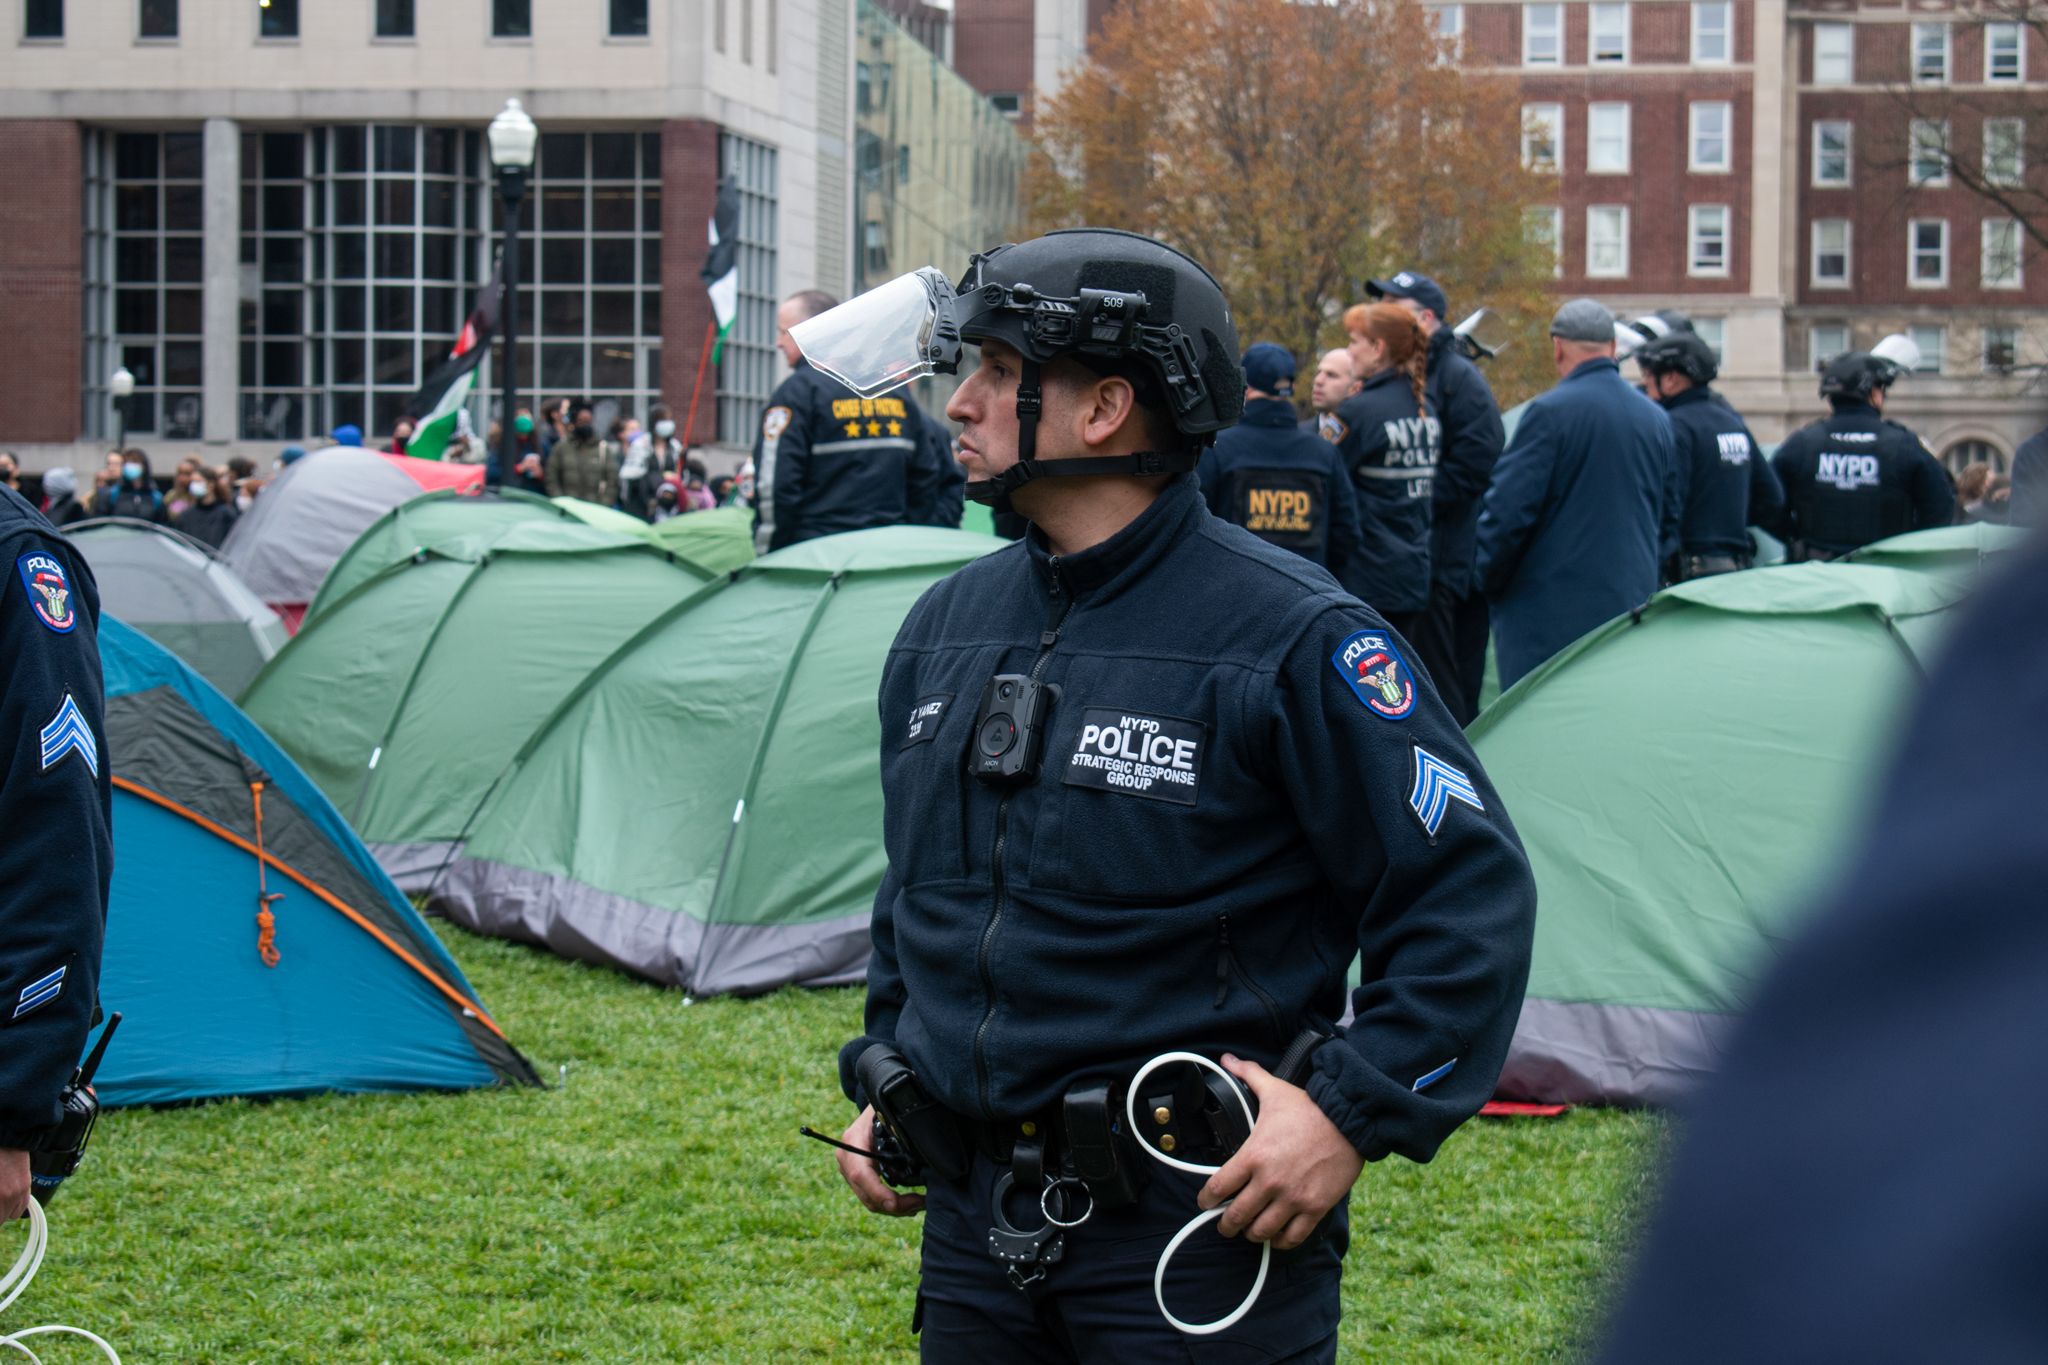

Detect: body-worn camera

[856,1043,970,1185]
[970,674,1060,787]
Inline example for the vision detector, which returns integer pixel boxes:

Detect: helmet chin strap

[965,358,1202,509]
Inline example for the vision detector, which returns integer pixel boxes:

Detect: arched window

[1941,439,2007,476]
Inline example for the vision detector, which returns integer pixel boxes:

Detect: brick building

[0,0,1020,477]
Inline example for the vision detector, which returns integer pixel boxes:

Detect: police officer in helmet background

[752,288,951,552]
[1,480,114,1219]
[1768,342,1953,560]
[814,228,1537,1361]
[1635,332,1784,581]
[1196,342,1367,581]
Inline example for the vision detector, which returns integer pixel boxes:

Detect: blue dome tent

[96,616,538,1104]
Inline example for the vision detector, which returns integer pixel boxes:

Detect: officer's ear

[1077,373,1143,451]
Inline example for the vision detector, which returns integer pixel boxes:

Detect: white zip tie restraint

[0,1199,122,1364]
[1125,1051,1269,1337]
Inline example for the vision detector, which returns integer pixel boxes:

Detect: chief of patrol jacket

[834,286,1538,1272]
[1,485,114,1220]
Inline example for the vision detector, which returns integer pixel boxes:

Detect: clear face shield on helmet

[1451,307,1513,361]
[788,266,965,400]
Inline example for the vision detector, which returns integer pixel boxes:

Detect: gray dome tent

[220,448,446,618]
[66,517,288,696]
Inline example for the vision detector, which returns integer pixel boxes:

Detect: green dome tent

[428,526,1005,996]
[241,519,717,890]
[1477,564,1974,1106]
[552,499,757,576]
[1845,521,2028,573]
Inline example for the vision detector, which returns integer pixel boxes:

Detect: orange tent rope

[251,782,283,968]
[111,774,508,1040]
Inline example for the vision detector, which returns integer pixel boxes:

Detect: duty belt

[1679,550,1751,581]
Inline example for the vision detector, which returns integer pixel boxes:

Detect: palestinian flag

[406,269,503,461]
[702,176,740,363]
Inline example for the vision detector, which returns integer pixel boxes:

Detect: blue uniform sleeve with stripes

[0,490,113,1151]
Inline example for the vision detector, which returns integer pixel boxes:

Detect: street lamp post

[487,98,538,492]
[109,365,135,453]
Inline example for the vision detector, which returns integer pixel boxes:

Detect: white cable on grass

[0,1201,122,1364]
[1125,1051,1271,1337]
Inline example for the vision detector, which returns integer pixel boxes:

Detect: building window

[1591,2,1628,63]
[1912,23,1950,84]
[1688,205,1729,276]
[1986,22,2023,81]
[716,132,778,446]
[1811,219,1851,286]
[1813,23,1852,84]
[257,0,297,37]
[1589,103,1631,173]
[1690,102,1731,172]
[1525,206,1563,277]
[138,0,176,37]
[1691,1,1729,63]
[1909,219,1949,287]
[610,0,648,37]
[1429,4,1462,59]
[1985,118,2024,187]
[1587,206,1629,277]
[376,0,413,37]
[98,130,205,439]
[989,93,1022,117]
[1910,120,1949,187]
[1522,104,1563,171]
[1984,325,2018,373]
[82,134,111,437]
[1983,218,2023,288]
[1692,316,1725,362]
[492,0,530,38]
[1523,3,1560,65]
[1813,120,1851,185]
[239,131,315,439]
[1909,325,1945,372]
[25,0,62,38]
[1810,324,1849,370]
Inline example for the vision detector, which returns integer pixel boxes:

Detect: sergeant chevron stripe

[1408,745,1482,840]
[38,693,98,776]
[14,965,65,1019]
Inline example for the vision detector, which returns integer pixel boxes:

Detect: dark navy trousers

[915,1151,1346,1364]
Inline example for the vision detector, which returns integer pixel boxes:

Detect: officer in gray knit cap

[1474,299,1679,687]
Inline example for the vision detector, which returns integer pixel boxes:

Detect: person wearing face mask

[93,450,166,523]
[621,405,682,521]
[174,466,239,549]
[544,405,620,506]
[38,467,88,528]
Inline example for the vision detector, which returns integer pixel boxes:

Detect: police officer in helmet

[1,481,113,1219]
[1635,332,1784,581]
[1768,344,1952,559]
[809,229,1537,1361]
[1195,342,1366,579]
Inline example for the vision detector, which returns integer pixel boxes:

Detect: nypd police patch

[17,550,77,633]
[1333,629,1417,720]
[1061,708,1204,805]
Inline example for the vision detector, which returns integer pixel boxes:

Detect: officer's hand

[835,1107,926,1218]
[0,1148,30,1221]
[1198,1055,1363,1251]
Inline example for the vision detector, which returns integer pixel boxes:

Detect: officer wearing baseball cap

[1366,271,1504,724]
[1194,342,1367,578]
[0,481,113,1220]
[1767,347,1952,558]
[802,230,1536,1362]
[1635,333,1783,581]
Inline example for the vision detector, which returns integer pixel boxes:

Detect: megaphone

[1452,307,1513,361]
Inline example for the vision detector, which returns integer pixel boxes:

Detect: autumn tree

[1027,0,1560,407]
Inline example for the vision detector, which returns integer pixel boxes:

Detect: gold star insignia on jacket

[844,422,863,438]
[886,420,902,436]
[867,421,882,436]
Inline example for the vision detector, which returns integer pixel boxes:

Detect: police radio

[970,674,1061,787]
[29,1012,120,1206]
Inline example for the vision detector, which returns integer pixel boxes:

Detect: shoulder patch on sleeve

[16,549,78,632]
[1408,744,1484,840]
[10,964,66,1022]
[40,694,99,777]
[1332,629,1418,720]
[763,406,792,441]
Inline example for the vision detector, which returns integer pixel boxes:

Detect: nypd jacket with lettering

[753,360,949,551]
[1767,402,1953,557]
[841,475,1537,1165]
[0,487,113,1152]
[1332,368,1440,616]
[1195,396,1366,577]
[1424,328,1506,600]
[1660,386,1784,557]
[1476,357,1677,690]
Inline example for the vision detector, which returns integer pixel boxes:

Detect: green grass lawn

[12,926,1667,1363]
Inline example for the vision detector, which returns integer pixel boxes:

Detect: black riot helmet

[791,228,1244,507]
[1635,332,1719,388]
[1820,350,1894,405]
